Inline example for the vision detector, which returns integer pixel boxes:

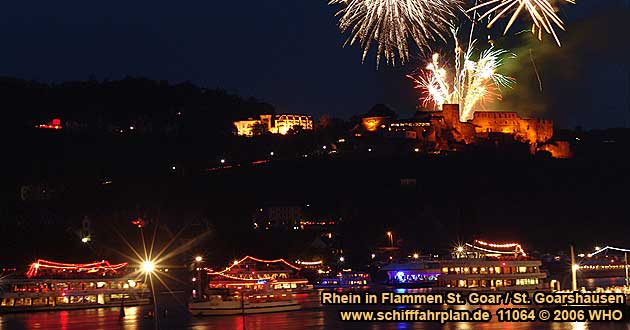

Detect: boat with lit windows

[204,256,311,292]
[315,270,370,289]
[436,240,548,291]
[380,261,441,288]
[189,286,301,316]
[0,259,150,313]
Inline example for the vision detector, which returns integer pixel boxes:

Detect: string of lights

[26,259,128,278]
[209,256,301,275]
[588,246,630,257]
[469,240,527,256]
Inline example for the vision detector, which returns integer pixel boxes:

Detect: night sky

[1,1,628,128]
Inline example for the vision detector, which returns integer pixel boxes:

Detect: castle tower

[442,104,461,125]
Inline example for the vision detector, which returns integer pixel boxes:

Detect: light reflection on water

[1,288,629,330]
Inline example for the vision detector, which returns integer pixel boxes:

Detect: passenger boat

[204,256,310,292]
[380,262,441,288]
[436,240,548,291]
[189,287,300,316]
[315,270,370,288]
[0,259,150,313]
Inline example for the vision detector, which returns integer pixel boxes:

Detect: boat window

[32,297,48,306]
[110,294,130,300]
[70,296,84,304]
[55,283,69,290]
[1,298,15,307]
[85,295,98,304]
[57,297,69,305]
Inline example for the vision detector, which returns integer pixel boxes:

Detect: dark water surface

[2,283,630,330]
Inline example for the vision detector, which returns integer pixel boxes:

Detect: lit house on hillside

[234,114,313,137]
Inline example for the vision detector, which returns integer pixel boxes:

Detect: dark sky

[1,1,628,128]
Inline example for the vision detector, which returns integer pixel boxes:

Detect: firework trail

[467,0,575,46]
[328,0,462,67]
[407,30,515,121]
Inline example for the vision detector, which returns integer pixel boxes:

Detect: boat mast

[625,252,629,288]
[570,245,577,291]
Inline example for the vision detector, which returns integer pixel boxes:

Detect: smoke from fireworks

[407,32,515,121]
[328,0,461,67]
[467,0,575,47]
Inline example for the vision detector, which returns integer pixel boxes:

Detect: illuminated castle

[234,114,313,137]
[365,104,559,154]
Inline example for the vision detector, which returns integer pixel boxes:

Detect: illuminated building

[438,240,547,290]
[378,104,563,155]
[234,114,313,136]
[255,205,303,230]
[205,256,309,290]
[36,118,62,130]
[270,114,313,135]
[233,118,260,137]
[361,116,389,132]
[471,111,553,144]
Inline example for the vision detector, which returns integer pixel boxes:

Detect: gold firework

[467,0,575,46]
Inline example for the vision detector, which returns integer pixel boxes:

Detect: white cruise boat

[189,287,300,316]
[0,259,150,313]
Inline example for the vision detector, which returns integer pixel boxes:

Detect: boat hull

[189,300,301,316]
[0,298,151,314]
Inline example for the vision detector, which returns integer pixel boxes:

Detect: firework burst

[407,31,515,121]
[329,0,462,67]
[467,0,575,46]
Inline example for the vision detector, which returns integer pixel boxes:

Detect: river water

[2,279,629,330]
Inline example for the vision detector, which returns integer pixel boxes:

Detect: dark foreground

[1,289,629,330]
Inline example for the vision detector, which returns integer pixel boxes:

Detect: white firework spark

[329,0,462,67]
[408,30,516,121]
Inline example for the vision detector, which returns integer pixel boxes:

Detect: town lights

[195,256,203,263]
[371,254,376,259]
[81,236,91,243]
[456,246,464,253]
[413,253,419,259]
[339,256,345,262]
[386,232,393,247]
[220,159,226,164]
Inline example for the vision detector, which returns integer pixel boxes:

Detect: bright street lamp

[142,261,156,274]
[195,256,203,263]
